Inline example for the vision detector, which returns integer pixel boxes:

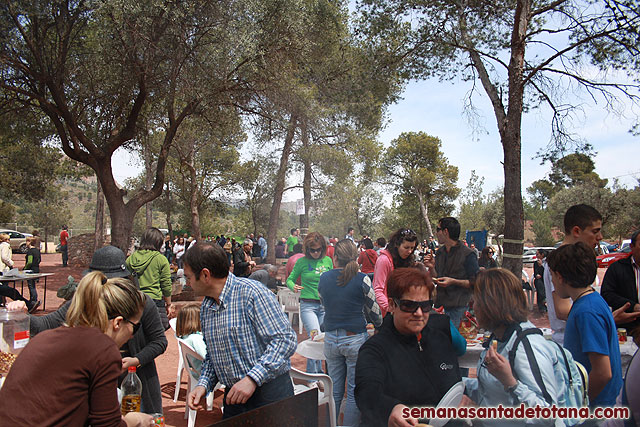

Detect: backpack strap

[508,325,553,405]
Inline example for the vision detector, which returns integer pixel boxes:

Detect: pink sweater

[372,249,393,316]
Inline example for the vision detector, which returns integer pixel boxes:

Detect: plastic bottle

[120,366,142,415]
[0,308,30,355]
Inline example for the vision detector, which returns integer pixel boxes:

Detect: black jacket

[601,255,639,329]
[233,247,251,277]
[355,313,461,427]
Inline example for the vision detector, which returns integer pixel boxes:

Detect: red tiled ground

[19,254,607,426]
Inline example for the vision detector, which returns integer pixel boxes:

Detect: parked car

[604,242,619,252]
[596,242,610,256]
[0,229,33,253]
[619,239,631,252]
[596,246,631,268]
[522,247,555,264]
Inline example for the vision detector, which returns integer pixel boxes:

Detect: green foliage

[458,171,487,233]
[548,183,623,235]
[22,188,72,236]
[0,200,16,223]
[602,181,640,240]
[527,152,608,209]
[383,131,459,234]
[528,207,555,247]
[312,179,385,238]
[482,189,505,236]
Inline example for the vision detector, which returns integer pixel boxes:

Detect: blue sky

[378,78,640,197]
[113,70,639,204]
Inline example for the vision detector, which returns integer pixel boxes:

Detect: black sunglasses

[400,229,416,237]
[111,316,141,335]
[309,247,323,254]
[126,319,142,335]
[393,298,433,314]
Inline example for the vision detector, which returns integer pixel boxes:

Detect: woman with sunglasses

[1,271,154,426]
[355,267,462,427]
[318,239,383,426]
[478,246,497,269]
[372,228,419,316]
[286,231,333,374]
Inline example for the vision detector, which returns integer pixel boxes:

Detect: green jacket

[286,255,333,300]
[126,250,172,300]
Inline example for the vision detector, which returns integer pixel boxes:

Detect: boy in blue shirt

[547,242,622,407]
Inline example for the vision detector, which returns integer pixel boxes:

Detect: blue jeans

[299,299,325,374]
[222,372,293,419]
[324,330,368,426]
[446,306,468,329]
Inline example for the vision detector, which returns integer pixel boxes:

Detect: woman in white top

[173,237,186,269]
[0,233,14,272]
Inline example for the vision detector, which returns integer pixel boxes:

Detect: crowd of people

[1,203,639,426]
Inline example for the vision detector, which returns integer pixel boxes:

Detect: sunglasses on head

[393,298,433,314]
[400,229,416,237]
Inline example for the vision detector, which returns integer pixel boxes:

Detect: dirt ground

[13,253,608,426]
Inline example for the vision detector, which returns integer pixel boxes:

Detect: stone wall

[68,234,111,267]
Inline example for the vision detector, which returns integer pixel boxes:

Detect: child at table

[24,236,41,305]
[177,303,207,371]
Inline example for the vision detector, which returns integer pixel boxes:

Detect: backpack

[507,325,589,425]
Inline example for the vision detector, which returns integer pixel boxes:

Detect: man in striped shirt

[185,242,297,419]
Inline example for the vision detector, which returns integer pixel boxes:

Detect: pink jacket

[372,249,393,316]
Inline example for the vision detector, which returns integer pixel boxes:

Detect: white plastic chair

[278,288,302,334]
[177,338,223,427]
[289,367,336,427]
[168,318,183,402]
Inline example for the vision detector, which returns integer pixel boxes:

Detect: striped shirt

[197,274,297,391]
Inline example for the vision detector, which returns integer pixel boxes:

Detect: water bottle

[120,366,142,415]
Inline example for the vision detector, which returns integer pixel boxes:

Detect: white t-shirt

[543,261,566,345]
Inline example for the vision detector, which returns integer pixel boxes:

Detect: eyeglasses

[393,298,433,314]
[400,229,416,237]
[436,227,442,232]
[309,247,323,254]
[125,319,141,335]
[112,316,141,335]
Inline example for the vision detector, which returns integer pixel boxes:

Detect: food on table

[0,350,18,374]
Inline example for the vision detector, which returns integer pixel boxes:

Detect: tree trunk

[144,146,154,229]
[499,0,530,276]
[301,122,311,235]
[266,114,297,264]
[94,180,105,251]
[108,201,136,253]
[415,189,434,237]
[188,152,201,239]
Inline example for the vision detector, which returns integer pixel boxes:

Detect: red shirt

[358,249,378,274]
[60,230,69,245]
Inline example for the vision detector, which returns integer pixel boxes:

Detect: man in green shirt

[285,228,300,258]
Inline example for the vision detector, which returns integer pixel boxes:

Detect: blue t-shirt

[564,291,622,406]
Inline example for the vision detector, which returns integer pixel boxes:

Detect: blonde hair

[0,233,9,242]
[66,271,145,333]
[177,303,201,337]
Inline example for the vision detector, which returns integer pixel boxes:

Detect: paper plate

[429,381,465,427]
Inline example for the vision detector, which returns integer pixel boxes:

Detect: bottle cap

[128,366,136,373]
